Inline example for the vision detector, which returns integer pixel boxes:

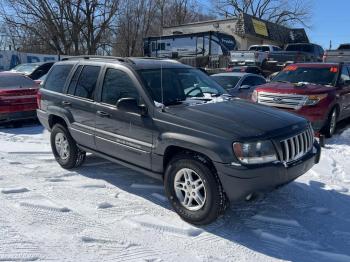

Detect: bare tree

[213,0,312,27]
[0,0,120,55]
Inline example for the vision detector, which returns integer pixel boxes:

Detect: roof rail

[61,55,134,64]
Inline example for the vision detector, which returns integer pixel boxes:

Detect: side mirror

[116,98,148,116]
[239,85,251,90]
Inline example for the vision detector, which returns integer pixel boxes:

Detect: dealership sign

[0,51,60,71]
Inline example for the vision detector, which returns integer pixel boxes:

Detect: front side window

[101,69,139,105]
[139,68,226,105]
[74,65,100,99]
[211,75,241,90]
[241,76,256,86]
[44,64,73,93]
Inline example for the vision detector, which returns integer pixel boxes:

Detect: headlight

[305,94,328,106]
[233,141,277,164]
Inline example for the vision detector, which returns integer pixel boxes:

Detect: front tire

[50,124,86,169]
[322,108,338,138]
[164,154,227,225]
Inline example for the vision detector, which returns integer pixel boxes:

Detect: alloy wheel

[174,168,206,211]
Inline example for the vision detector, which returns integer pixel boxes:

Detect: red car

[0,72,39,125]
[252,63,350,137]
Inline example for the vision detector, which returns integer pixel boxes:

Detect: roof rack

[61,55,135,64]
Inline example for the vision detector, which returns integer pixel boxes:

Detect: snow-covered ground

[1,121,350,262]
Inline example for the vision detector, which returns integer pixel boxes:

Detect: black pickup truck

[37,56,321,225]
[265,43,324,72]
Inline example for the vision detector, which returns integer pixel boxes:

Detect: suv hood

[256,82,334,94]
[165,99,307,140]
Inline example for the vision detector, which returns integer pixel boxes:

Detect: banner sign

[252,18,269,37]
[0,51,60,71]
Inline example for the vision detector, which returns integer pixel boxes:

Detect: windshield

[273,66,338,86]
[249,46,270,52]
[211,75,241,90]
[138,68,227,105]
[11,64,39,74]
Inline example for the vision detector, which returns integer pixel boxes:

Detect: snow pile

[0,124,350,261]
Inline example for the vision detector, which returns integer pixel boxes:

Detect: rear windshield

[211,75,241,90]
[11,64,39,74]
[0,74,36,89]
[249,46,270,52]
[286,44,313,52]
[273,66,338,86]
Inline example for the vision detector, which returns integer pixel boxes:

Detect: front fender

[155,132,234,163]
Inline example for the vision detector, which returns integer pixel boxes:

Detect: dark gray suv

[37,56,321,225]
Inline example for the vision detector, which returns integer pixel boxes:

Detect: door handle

[62,101,71,106]
[97,111,110,118]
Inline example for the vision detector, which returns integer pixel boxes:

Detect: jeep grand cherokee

[37,56,321,225]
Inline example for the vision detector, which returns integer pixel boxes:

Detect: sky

[202,0,350,50]
[306,0,350,49]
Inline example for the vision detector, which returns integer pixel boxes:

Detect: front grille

[258,92,307,110]
[280,127,314,163]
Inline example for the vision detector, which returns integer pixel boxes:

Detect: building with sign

[162,13,309,50]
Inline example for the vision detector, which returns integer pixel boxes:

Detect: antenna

[160,11,164,110]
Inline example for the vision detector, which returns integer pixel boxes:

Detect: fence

[0,51,60,71]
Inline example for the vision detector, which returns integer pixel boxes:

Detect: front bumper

[215,142,321,202]
[0,110,37,124]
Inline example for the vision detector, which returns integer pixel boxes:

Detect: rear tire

[164,154,227,225]
[50,124,86,169]
[322,108,338,138]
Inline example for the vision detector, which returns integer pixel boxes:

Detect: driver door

[94,67,154,169]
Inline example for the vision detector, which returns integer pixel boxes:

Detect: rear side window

[0,74,35,89]
[101,69,139,105]
[44,65,73,93]
[74,66,100,99]
[67,65,83,95]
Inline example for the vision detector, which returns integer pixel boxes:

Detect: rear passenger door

[94,67,153,169]
[63,64,101,149]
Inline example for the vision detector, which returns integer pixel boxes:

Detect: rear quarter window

[44,64,73,93]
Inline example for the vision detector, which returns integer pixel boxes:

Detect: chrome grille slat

[295,136,300,156]
[280,127,314,163]
[257,92,308,109]
[290,138,295,159]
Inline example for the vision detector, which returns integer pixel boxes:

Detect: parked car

[211,72,266,99]
[252,63,350,137]
[265,43,324,72]
[230,45,282,67]
[226,66,264,76]
[323,43,350,63]
[10,62,54,80]
[0,72,39,125]
[37,56,320,225]
[35,73,48,86]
